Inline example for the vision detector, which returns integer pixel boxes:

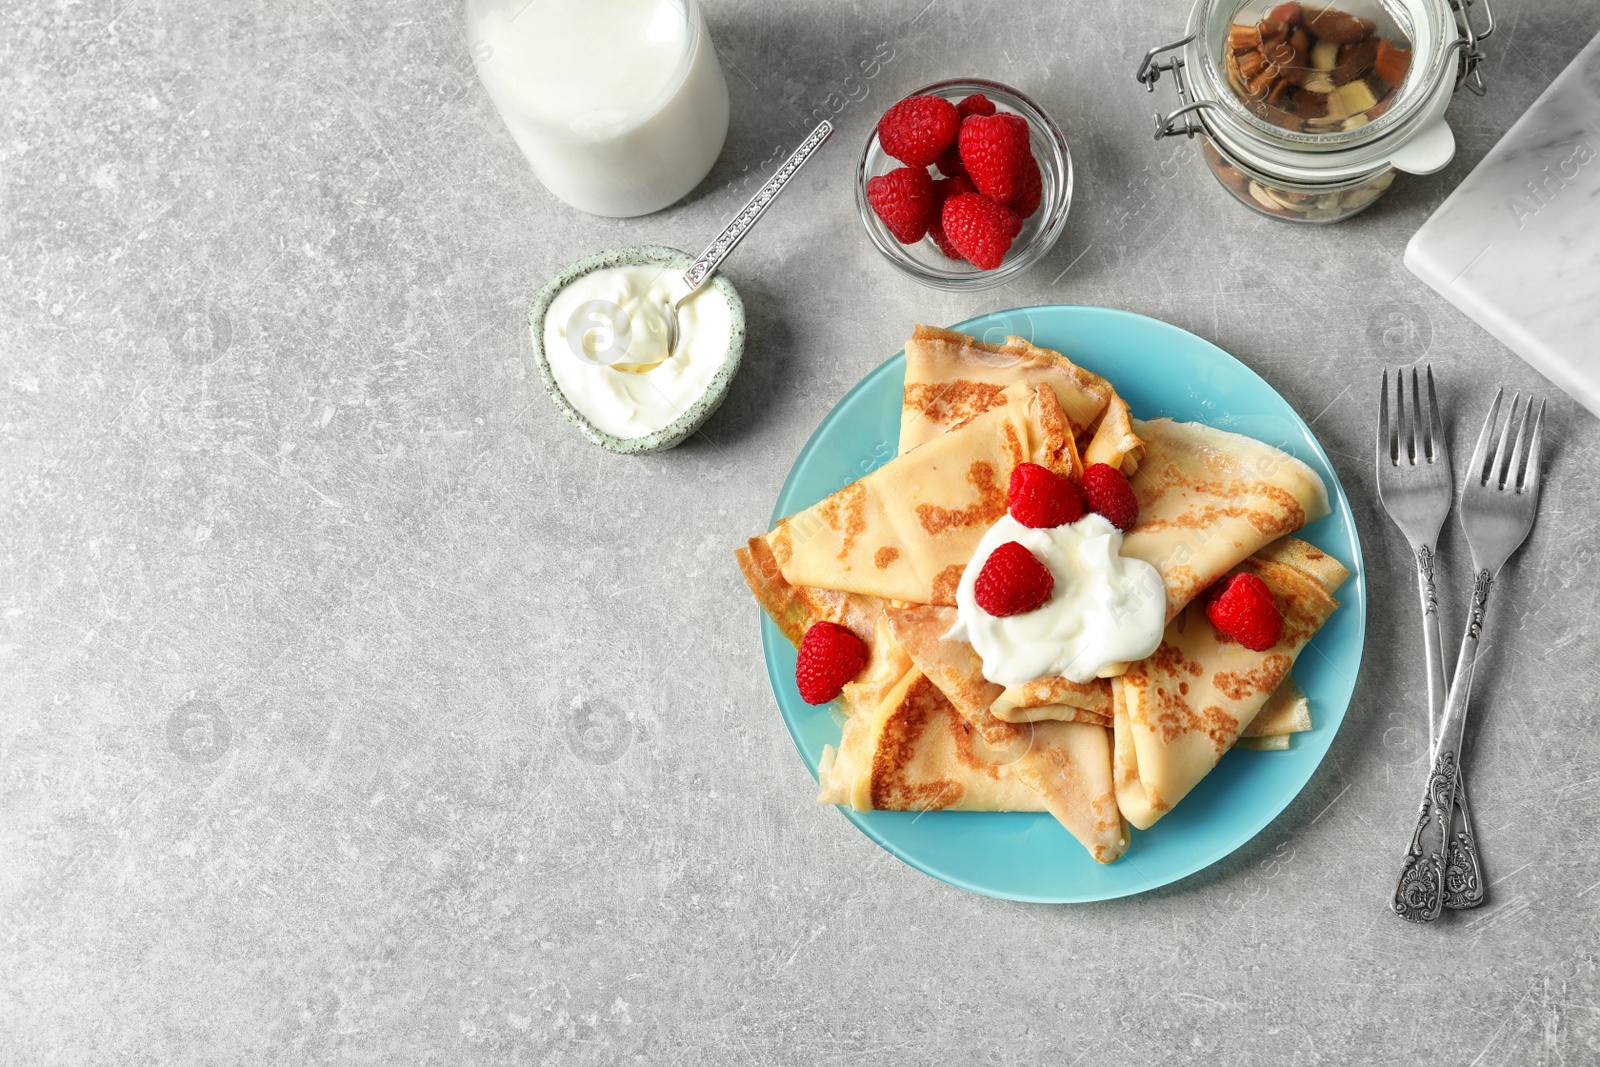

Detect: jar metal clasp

[1135,34,1223,142]
[1450,0,1495,96]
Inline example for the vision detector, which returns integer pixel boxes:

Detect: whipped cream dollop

[947,512,1166,686]
[542,263,733,440]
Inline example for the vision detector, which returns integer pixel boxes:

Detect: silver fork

[1393,388,1546,923]
[1375,367,1485,912]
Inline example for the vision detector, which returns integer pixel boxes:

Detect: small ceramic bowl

[855,78,1074,292]
[529,245,745,455]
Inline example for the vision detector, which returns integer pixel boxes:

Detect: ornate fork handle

[1413,546,1485,911]
[1444,811,1484,909]
[1394,751,1456,922]
[1392,760,1486,918]
[1394,568,1493,922]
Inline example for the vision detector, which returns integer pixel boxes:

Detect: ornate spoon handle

[1415,546,1486,911]
[681,120,833,292]
[1394,568,1493,922]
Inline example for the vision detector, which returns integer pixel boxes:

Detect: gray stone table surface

[4,0,1599,1063]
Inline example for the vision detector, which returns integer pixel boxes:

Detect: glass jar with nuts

[1137,0,1494,223]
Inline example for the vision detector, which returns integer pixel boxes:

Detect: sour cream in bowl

[530,245,745,454]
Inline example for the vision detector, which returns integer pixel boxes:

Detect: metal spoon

[656,120,833,361]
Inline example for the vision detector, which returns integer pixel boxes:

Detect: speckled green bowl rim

[529,245,746,455]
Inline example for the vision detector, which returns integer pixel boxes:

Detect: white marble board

[1406,33,1600,418]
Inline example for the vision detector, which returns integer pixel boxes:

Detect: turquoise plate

[760,305,1366,903]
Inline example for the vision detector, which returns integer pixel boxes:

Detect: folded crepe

[1083,394,1142,475]
[818,653,1128,863]
[817,661,1035,813]
[740,534,1128,862]
[1120,418,1331,623]
[736,534,895,717]
[767,381,1076,606]
[874,603,1127,860]
[1235,735,1290,751]
[900,325,1141,475]
[881,603,1003,718]
[1241,675,1312,741]
[901,325,1110,448]
[1112,537,1348,829]
[989,678,1115,724]
[884,604,1112,725]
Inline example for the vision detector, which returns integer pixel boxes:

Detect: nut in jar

[1223,3,1412,133]
[1200,137,1396,222]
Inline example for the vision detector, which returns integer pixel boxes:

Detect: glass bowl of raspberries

[856,78,1072,291]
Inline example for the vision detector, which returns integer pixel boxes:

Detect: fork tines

[1468,387,1547,493]
[1381,365,1445,466]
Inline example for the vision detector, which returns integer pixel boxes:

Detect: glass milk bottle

[466,0,730,217]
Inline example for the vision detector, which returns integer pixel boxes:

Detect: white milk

[467,0,730,217]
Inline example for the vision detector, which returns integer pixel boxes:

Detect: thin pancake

[818,666,1048,813]
[877,603,1126,861]
[1012,719,1127,863]
[1082,393,1143,475]
[884,604,1111,725]
[740,537,1128,862]
[882,604,1003,719]
[769,382,1075,606]
[1112,537,1348,830]
[737,535,895,717]
[900,324,1116,458]
[1120,418,1331,622]
[1242,675,1312,738]
[1236,736,1290,751]
[818,664,1128,863]
[990,676,1113,725]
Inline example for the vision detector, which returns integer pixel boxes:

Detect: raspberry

[958,113,1033,205]
[927,177,977,259]
[1081,463,1139,531]
[974,541,1055,617]
[1007,462,1083,528]
[941,192,1020,271]
[926,217,962,260]
[794,620,870,705]
[934,143,966,179]
[1013,155,1042,219]
[1205,573,1282,652]
[1000,204,1024,238]
[956,93,997,119]
[933,174,976,204]
[877,95,960,168]
[866,166,937,244]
